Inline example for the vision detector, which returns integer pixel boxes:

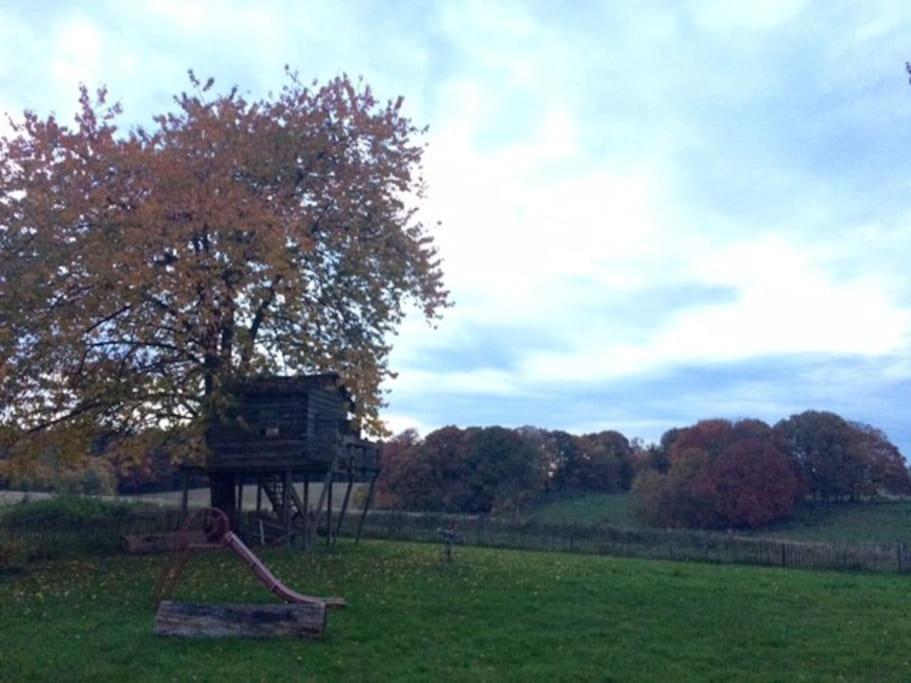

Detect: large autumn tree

[632,419,801,529]
[774,411,911,501]
[376,426,541,513]
[0,71,448,464]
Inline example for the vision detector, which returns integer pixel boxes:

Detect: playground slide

[224,531,347,609]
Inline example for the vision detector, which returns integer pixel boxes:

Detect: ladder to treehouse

[248,458,353,550]
[251,472,308,548]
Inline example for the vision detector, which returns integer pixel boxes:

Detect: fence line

[0,508,186,560]
[340,511,910,575]
[2,506,908,574]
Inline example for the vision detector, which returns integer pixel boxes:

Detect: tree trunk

[210,472,238,529]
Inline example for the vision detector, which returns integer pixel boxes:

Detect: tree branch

[241,274,283,367]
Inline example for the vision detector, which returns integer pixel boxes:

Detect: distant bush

[0,495,136,528]
[0,455,117,496]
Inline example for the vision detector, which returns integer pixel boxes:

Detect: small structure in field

[180,373,380,549]
[438,521,464,562]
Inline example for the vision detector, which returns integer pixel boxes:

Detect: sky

[2,1,911,452]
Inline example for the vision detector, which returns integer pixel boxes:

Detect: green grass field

[527,492,643,528]
[3,540,911,681]
[755,500,911,543]
[528,492,911,544]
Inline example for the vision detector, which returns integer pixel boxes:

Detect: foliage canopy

[632,419,802,529]
[0,71,448,462]
[633,413,911,529]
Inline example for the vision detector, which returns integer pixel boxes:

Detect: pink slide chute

[224,531,347,610]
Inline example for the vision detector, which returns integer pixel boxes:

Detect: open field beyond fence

[348,512,910,574]
[4,497,907,574]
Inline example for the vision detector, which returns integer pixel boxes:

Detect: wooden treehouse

[181,373,380,550]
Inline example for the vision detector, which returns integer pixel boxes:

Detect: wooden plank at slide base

[153,601,326,638]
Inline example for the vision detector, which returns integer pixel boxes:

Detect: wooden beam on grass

[153,601,326,638]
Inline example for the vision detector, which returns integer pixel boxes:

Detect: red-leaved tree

[634,419,801,529]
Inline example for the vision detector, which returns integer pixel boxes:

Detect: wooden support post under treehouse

[288,483,307,518]
[333,472,355,549]
[282,468,292,549]
[288,483,307,549]
[355,472,379,545]
[326,476,333,547]
[313,446,339,548]
[181,471,189,515]
[303,475,310,551]
[210,472,238,530]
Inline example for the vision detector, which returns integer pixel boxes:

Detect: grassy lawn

[756,500,911,544]
[3,540,911,681]
[529,492,911,544]
[527,492,642,529]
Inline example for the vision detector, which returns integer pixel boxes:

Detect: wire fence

[2,504,908,574]
[0,507,186,561]
[342,511,911,575]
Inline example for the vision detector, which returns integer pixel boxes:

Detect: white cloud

[147,0,211,31]
[388,367,520,399]
[689,0,808,31]
[381,412,431,437]
[421,100,664,319]
[50,18,105,95]
[517,235,911,383]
